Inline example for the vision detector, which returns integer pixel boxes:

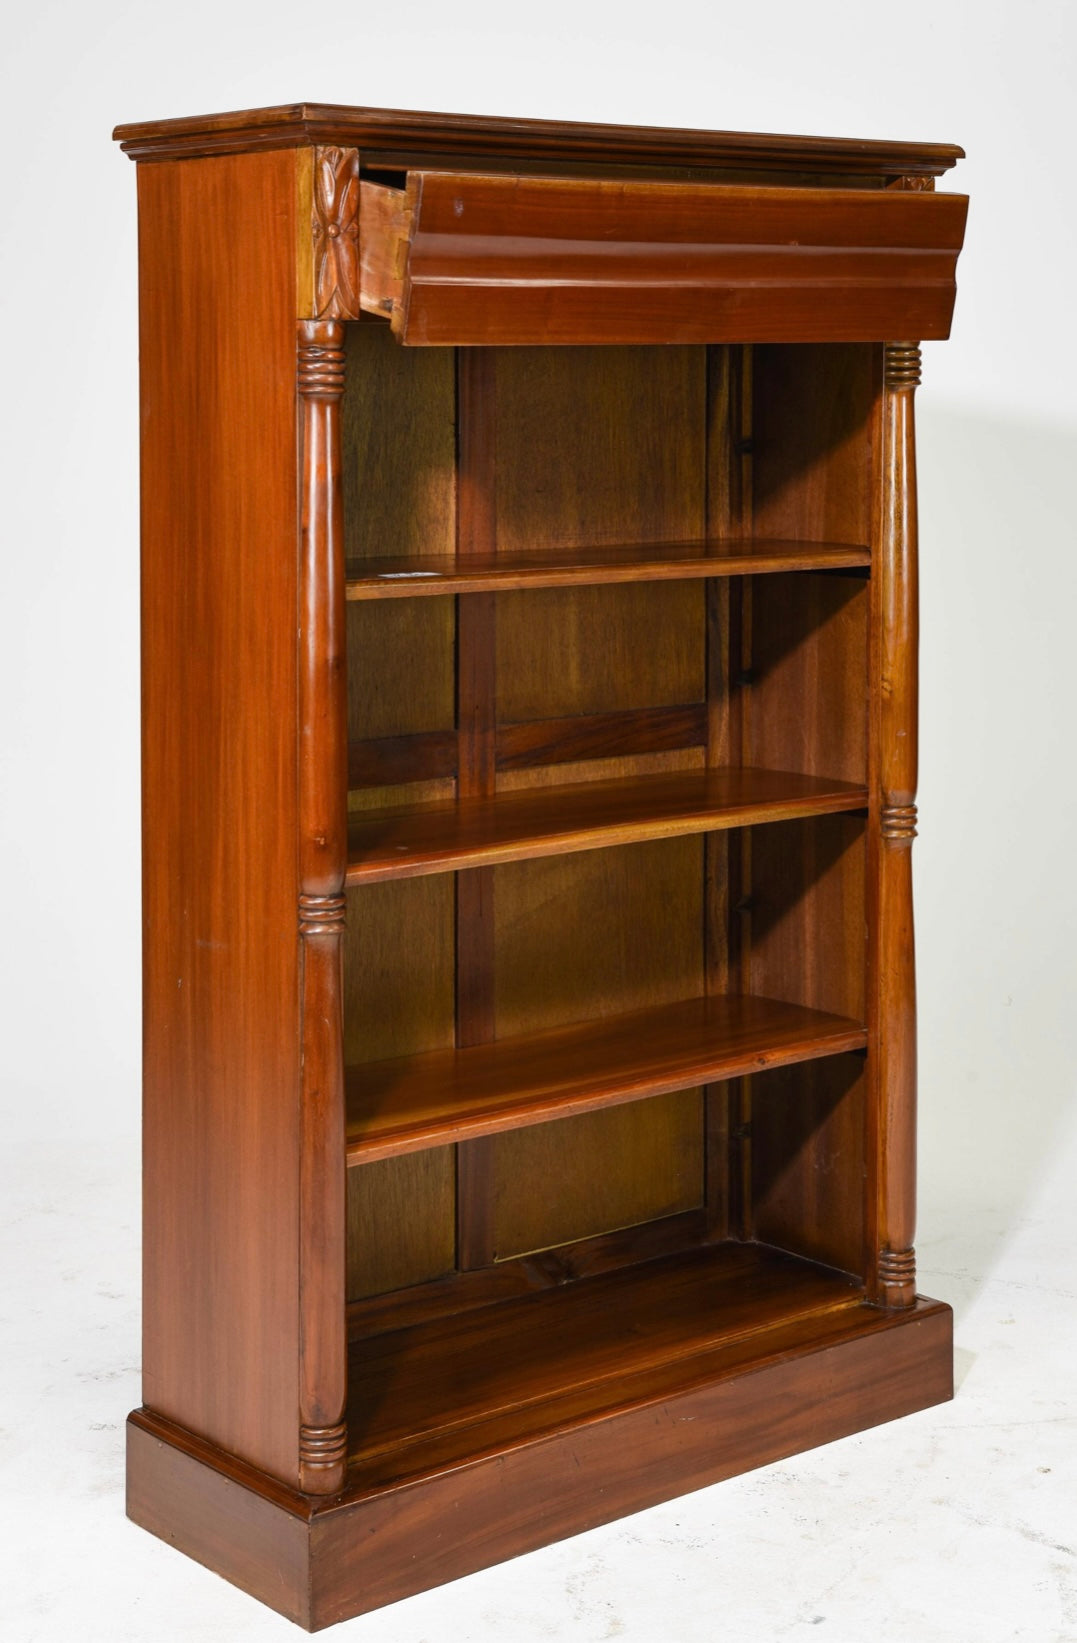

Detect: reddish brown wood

[296,321,349,1493]
[454,349,499,1270]
[310,149,360,320]
[871,342,921,1308]
[114,102,963,178]
[127,1414,314,1626]
[346,1210,708,1338]
[496,703,707,771]
[347,705,709,789]
[137,150,304,1487]
[346,766,869,884]
[127,1292,953,1629]
[361,171,967,346]
[348,728,458,788]
[345,994,866,1163]
[345,538,870,598]
[120,104,964,1628]
[348,1244,860,1460]
[703,344,752,1241]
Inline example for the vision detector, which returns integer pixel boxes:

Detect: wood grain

[121,100,963,1620]
[345,538,871,598]
[496,704,706,772]
[702,342,752,1240]
[365,171,967,346]
[871,343,921,1307]
[115,102,964,178]
[342,319,455,781]
[296,320,349,1492]
[137,150,303,1486]
[346,1210,708,1339]
[453,350,500,1270]
[345,994,867,1162]
[127,1297,953,1627]
[346,767,869,884]
[347,1243,860,1461]
[342,870,455,1302]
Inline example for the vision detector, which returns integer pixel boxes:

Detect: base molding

[128,1297,952,1631]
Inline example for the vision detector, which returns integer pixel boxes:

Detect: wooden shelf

[346,766,867,884]
[345,538,871,599]
[346,993,867,1163]
[346,1242,864,1482]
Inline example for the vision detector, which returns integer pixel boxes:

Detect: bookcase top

[113,101,963,177]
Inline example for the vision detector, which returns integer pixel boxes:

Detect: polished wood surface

[453,349,500,1270]
[137,151,304,1486]
[346,766,868,883]
[296,321,349,1493]
[347,1243,860,1462]
[346,995,866,1162]
[345,537,870,597]
[120,101,964,1629]
[114,102,963,178]
[870,343,922,1307]
[127,1295,953,1628]
[365,171,966,346]
[346,1209,709,1338]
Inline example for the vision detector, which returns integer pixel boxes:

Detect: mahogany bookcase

[113,103,967,1630]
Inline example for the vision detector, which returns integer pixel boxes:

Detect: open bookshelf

[116,101,967,1630]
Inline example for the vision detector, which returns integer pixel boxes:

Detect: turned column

[874,341,921,1309]
[296,320,348,1491]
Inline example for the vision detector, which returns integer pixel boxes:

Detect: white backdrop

[3,4,1076,1640]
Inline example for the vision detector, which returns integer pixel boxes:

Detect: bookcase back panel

[490,345,708,791]
[496,583,705,724]
[491,346,705,551]
[344,878,457,1299]
[346,1150,456,1300]
[493,837,703,1036]
[483,836,705,1257]
[342,320,456,562]
[479,1091,704,1262]
[347,600,455,746]
[343,879,455,1062]
[344,318,458,813]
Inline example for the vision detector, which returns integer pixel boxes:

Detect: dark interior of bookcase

[340,322,874,1468]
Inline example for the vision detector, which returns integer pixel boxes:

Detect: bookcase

[114,102,967,1630]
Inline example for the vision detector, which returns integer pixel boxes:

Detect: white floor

[3,1111,1075,1643]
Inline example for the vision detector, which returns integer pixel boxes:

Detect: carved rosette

[873,342,922,1311]
[312,147,361,320]
[296,320,349,1493]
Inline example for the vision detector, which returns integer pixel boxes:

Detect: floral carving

[312,147,360,320]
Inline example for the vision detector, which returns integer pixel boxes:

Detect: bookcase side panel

[138,150,303,1483]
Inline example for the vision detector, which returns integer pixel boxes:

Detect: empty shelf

[346,538,871,599]
[346,993,867,1163]
[346,1242,866,1483]
[345,766,868,884]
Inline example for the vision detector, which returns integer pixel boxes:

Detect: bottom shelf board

[347,1241,862,1484]
[128,1281,953,1629]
